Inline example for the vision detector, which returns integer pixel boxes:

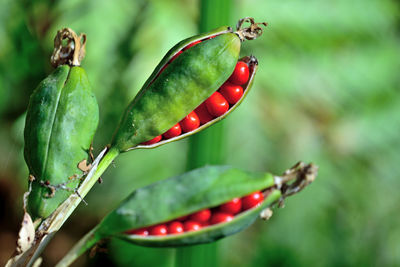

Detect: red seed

[141,135,162,145]
[168,221,184,235]
[228,61,249,85]
[162,124,182,139]
[126,228,149,236]
[241,191,264,210]
[170,51,183,63]
[219,198,242,214]
[149,224,168,236]
[184,40,201,51]
[210,212,234,225]
[195,103,214,124]
[189,209,211,223]
[180,111,200,132]
[183,221,202,232]
[205,92,229,117]
[219,82,244,105]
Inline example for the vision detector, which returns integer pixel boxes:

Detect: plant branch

[6,147,120,267]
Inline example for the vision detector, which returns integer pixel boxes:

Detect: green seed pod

[111,18,267,152]
[24,29,99,220]
[56,163,317,266]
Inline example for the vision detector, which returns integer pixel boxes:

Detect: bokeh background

[1,0,400,266]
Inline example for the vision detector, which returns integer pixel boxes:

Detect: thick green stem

[175,1,232,267]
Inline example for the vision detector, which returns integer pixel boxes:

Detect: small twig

[235,17,268,42]
[274,162,318,207]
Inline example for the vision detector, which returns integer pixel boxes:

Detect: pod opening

[125,189,270,237]
[140,56,257,146]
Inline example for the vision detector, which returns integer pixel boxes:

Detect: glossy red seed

[126,228,149,236]
[219,82,244,105]
[142,135,162,145]
[189,209,211,223]
[184,40,201,51]
[241,191,264,210]
[205,92,229,117]
[183,221,202,232]
[195,103,214,124]
[228,61,249,85]
[170,51,182,63]
[210,212,234,225]
[219,198,242,214]
[149,224,168,236]
[162,124,182,139]
[168,221,184,235]
[180,111,200,133]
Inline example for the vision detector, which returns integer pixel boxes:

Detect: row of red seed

[126,191,263,236]
[141,38,250,145]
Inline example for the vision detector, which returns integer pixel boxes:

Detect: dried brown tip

[50,28,86,67]
[274,161,318,206]
[235,17,268,42]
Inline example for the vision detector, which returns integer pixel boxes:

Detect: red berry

[142,135,162,145]
[195,103,214,124]
[210,212,234,225]
[162,124,182,139]
[183,221,202,232]
[228,61,249,85]
[126,228,149,236]
[241,191,264,210]
[184,40,201,50]
[219,82,244,105]
[170,51,182,63]
[176,215,189,221]
[219,198,242,214]
[168,221,184,235]
[189,209,211,223]
[205,92,229,117]
[180,111,200,132]
[149,224,168,236]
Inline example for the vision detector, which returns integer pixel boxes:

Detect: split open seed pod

[56,162,317,267]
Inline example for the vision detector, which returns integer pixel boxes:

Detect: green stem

[21,147,120,267]
[46,146,120,229]
[175,1,232,267]
[55,227,101,267]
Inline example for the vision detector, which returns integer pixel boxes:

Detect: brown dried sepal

[235,17,268,41]
[50,28,87,67]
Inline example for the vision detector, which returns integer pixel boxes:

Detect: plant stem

[7,147,120,267]
[175,1,232,267]
[40,146,120,232]
[55,227,101,267]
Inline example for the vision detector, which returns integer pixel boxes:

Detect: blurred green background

[1,0,400,266]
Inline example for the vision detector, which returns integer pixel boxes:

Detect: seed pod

[24,28,99,220]
[56,163,317,266]
[111,18,267,152]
